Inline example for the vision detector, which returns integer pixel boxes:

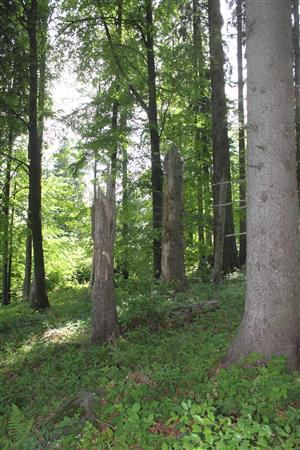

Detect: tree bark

[236,0,246,266]
[7,180,16,302]
[120,112,129,279]
[27,0,49,309]
[227,0,300,369]
[161,145,186,291]
[192,0,205,266]
[208,0,238,274]
[212,174,227,284]
[91,182,119,344]
[24,0,48,302]
[292,0,300,203]
[89,154,98,290]
[111,100,118,190]
[145,0,163,278]
[22,232,32,301]
[2,129,13,305]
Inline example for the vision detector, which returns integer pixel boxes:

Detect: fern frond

[8,404,33,445]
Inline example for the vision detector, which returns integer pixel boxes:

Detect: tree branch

[101,17,148,113]
[0,151,29,172]
[0,99,28,127]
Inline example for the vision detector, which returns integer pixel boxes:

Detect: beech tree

[102,0,163,278]
[208,0,238,275]
[0,1,28,305]
[2,131,13,305]
[26,0,49,309]
[228,0,299,368]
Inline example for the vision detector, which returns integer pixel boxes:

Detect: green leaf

[131,402,141,413]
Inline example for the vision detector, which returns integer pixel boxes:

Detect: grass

[1,274,300,449]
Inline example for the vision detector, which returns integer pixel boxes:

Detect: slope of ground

[1,274,300,449]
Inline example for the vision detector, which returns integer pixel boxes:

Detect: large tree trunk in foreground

[27,0,49,309]
[145,0,163,278]
[227,0,299,369]
[208,0,238,274]
[236,0,246,266]
[292,0,300,203]
[161,145,186,292]
[91,182,119,344]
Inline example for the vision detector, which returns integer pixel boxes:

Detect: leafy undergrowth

[1,274,300,449]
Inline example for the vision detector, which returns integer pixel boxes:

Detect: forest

[1,0,300,448]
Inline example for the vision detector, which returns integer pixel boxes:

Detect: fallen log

[167,300,219,323]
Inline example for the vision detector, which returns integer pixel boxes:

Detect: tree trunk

[208,0,238,274]
[91,182,119,344]
[292,0,300,203]
[89,155,98,290]
[192,0,205,266]
[236,0,246,266]
[101,0,162,278]
[111,100,118,190]
[27,0,49,309]
[145,0,163,278]
[203,143,213,252]
[212,174,227,284]
[2,130,13,305]
[161,145,186,291]
[7,180,16,302]
[90,96,119,291]
[227,0,299,369]
[121,113,129,279]
[22,232,32,301]
[24,1,48,302]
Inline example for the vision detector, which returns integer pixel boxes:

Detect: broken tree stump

[161,145,187,291]
[91,181,119,344]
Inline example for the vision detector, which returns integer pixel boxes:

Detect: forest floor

[1,273,300,449]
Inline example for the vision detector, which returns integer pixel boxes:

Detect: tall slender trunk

[208,0,238,276]
[23,1,48,302]
[212,175,227,284]
[7,180,16,302]
[203,162,213,250]
[145,0,163,278]
[111,100,119,190]
[120,112,129,279]
[2,130,13,305]
[110,0,122,189]
[89,153,98,290]
[27,0,49,309]
[237,0,246,265]
[192,0,204,265]
[22,233,32,300]
[292,0,300,202]
[93,156,97,200]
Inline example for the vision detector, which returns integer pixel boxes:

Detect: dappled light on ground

[1,278,300,448]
